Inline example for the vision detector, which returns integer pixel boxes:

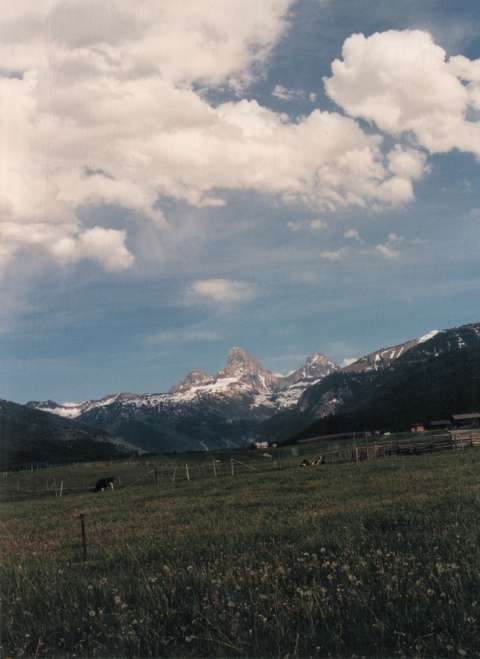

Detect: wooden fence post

[59,481,64,497]
[172,466,177,483]
[79,514,88,562]
[230,458,235,476]
[212,460,217,478]
[185,464,190,481]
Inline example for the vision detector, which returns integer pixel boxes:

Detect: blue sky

[1,0,480,402]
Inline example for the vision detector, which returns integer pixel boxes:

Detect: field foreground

[1,450,480,658]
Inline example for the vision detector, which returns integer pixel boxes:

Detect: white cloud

[309,219,327,230]
[0,222,133,273]
[319,249,343,261]
[0,1,294,280]
[387,146,428,180]
[325,29,480,156]
[51,227,134,272]
[287,221,303,232]
[344,228,362,242]
[272,84,309,101]
[374,233,404,260]
[191,278,257,304]
[287,218,327,232]
[145,327,222,345]
[2,16,477,285]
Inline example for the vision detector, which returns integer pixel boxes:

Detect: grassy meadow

[1,447,480,658]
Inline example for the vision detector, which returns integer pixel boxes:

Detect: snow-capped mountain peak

[216,346,281,392]
[28,346,339,450]
[417,329,441,344]
[169,369,214,394]
[284,352,337,385]
[217,347,265,378]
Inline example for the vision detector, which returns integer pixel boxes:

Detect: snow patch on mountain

[29,348,339,425]
[417,329,440,344]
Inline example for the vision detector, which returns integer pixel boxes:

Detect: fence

[1,431,478,504]
[0,457,268,502]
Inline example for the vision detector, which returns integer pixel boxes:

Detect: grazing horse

[94,476,115,492]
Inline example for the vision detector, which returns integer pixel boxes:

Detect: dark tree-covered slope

[260,323,480,442]
[0,399,128,467]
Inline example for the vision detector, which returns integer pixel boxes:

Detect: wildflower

[88,610,95,618]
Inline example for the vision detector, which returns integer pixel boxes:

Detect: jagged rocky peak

[284,352,338,386]
[217,347,266,378]
[169,369,214,394]
[217,346,281,392]
[303,352,338,375]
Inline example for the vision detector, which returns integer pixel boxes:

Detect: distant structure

[429,419,451,431]
[253,441,269,450]
[410,422,425,433]
[451,412,480,428]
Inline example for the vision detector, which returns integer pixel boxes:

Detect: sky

[1,0,480,403]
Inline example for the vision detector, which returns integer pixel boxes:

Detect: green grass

[1,449,480,658]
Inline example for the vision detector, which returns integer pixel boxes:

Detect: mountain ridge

[27,347,338,452]
[26,322,480,453]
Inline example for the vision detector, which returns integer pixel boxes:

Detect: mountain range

[18,321,480,458]
[261,323,480,441]
[28,348,337,452]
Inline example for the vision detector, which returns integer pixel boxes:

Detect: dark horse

[94,476,115,492]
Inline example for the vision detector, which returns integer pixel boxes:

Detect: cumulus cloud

[0,1,294,279]
[191,279,258,304]
[2,13,478,283]
[325,29,480,156]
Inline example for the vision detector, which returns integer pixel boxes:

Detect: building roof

[452,413,480,421]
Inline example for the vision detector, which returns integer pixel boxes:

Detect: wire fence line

[1,431,479,503]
